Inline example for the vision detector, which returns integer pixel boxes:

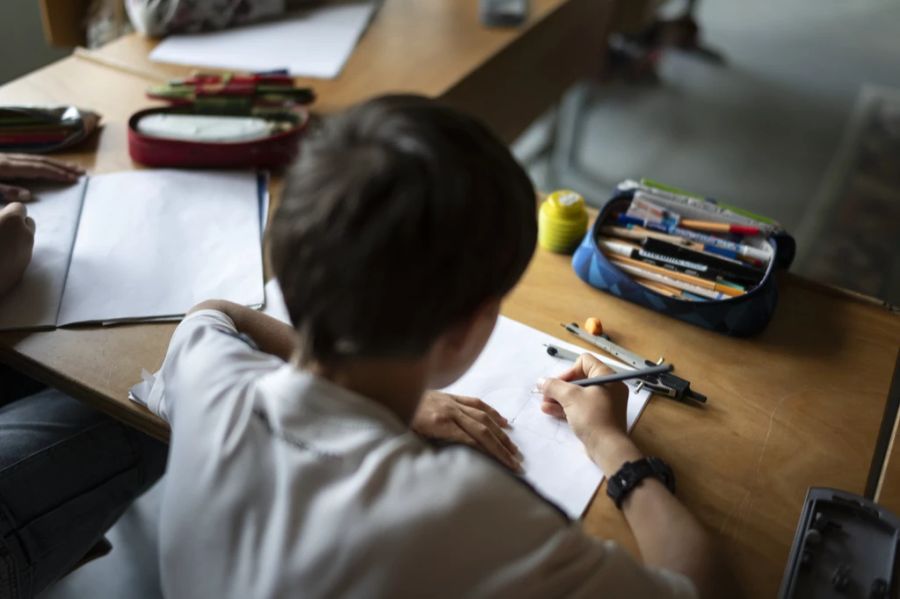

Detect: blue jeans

[0,368,167,598]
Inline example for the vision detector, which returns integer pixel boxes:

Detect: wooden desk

[505,247,900,597]
[0,0,612,438]
[3,2,900,594]
[83,0,610,144]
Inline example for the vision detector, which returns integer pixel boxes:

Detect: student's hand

[0,153,84,202]
[538,354,640,472]
[0,203,36,296]
[413,391,523,473]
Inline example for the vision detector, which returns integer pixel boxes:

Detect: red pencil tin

[128,106,310,169]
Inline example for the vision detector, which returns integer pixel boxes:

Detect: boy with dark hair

[155,95,729,598]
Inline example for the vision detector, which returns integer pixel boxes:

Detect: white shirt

[157,310,698,599]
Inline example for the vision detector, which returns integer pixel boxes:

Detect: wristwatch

[606,457,676,509]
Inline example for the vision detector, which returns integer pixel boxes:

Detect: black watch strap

[606,457,675,509]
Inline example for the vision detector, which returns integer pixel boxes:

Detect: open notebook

[0,170,266,331]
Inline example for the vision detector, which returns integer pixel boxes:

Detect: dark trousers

[0,365,167,598]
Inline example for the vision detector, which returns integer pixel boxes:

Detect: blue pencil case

[572,185,795,336]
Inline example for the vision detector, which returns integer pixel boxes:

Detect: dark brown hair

[269,95,536,363]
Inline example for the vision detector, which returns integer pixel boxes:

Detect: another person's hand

[538,354,637,471]
[413,391,522,472]
[0,154,84,202]
[0,203,36,295]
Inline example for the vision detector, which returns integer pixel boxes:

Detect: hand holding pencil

[537,353,634,463]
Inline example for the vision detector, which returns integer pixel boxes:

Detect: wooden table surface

[0,0,612,438]
[508,249,900,597]
[83,0,610,143]
[3,2,900,596]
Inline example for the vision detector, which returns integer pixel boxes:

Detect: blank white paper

[441,316,652,519]
[56,170,264,326]
[149,1,377,79]
[0,180,86,331]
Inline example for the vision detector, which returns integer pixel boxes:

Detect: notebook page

[56,170,264,326]
[149,2,378,79]
[441,316,652,519]
[0,179,87,330]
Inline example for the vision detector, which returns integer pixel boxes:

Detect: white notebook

[0,170,266,331]
[441,317,652,519]
[149,1,378,79]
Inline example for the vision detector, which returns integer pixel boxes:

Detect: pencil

[679,219,760,236]
[569,363,673,387]
[610,260,727,300]
[606,254,744,297]
[633,277,683,298]
[600,225,705,251]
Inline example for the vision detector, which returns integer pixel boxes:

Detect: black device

[606,457,675,509]
[479,0,529,27]
[779,487,899,598]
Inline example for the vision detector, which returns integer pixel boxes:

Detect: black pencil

[569,363,673,387]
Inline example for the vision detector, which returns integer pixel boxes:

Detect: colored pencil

[679,219,760,236]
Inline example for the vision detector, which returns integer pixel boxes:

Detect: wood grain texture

[505,239,900,597]
[84,0,611,143]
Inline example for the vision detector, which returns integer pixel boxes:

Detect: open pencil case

[128,73,314,169]
[572,181,796,336]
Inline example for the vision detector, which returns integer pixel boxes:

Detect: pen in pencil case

[621,202,761,236]
[603,224,760,266]
[639,178,781,227]
[679,219,760,236]
[606,257,738,300]
[619,180,781,234]
[599,237,762,287]
[616,214,760,235]
[629,224,771,264]
[613,216,770,265]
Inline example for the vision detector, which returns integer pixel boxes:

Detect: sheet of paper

[57,170,264,326]
[441,316,652,519]
[149,1,378,79]
[0,180,86,330]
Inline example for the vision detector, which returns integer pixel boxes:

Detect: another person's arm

[0,203,35,296]
[0,153,83,202]
[539,354,738,598]
[188,299,521,470]
[0,154,84,295]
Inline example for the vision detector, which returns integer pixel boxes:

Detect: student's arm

[0,153,83,202]
[187,299,521,469]
[539,355,739,599]
[0,155,85,295]
[189,299,296,361]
